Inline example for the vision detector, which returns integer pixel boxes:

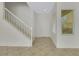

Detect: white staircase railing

[4,8,32,40]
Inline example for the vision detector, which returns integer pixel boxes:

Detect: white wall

[0,2,4,20]
[28,2,56,14]
[50,14,57,45]
[50,3,57,46]
[34,12,52,37]
[57,2,79,48]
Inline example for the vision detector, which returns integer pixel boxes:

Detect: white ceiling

[27,2,56,14]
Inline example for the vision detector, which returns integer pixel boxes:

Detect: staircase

[3,8,32,46]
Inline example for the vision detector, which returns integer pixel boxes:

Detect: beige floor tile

[0,37,79,56]
[0,46,8,56]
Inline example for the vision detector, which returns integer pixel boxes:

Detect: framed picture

[61,10,73,34]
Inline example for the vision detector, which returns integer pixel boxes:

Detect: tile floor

[0,37,79,56]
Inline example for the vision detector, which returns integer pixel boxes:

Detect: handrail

[4,8,32,30]
[4,7,32,40]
